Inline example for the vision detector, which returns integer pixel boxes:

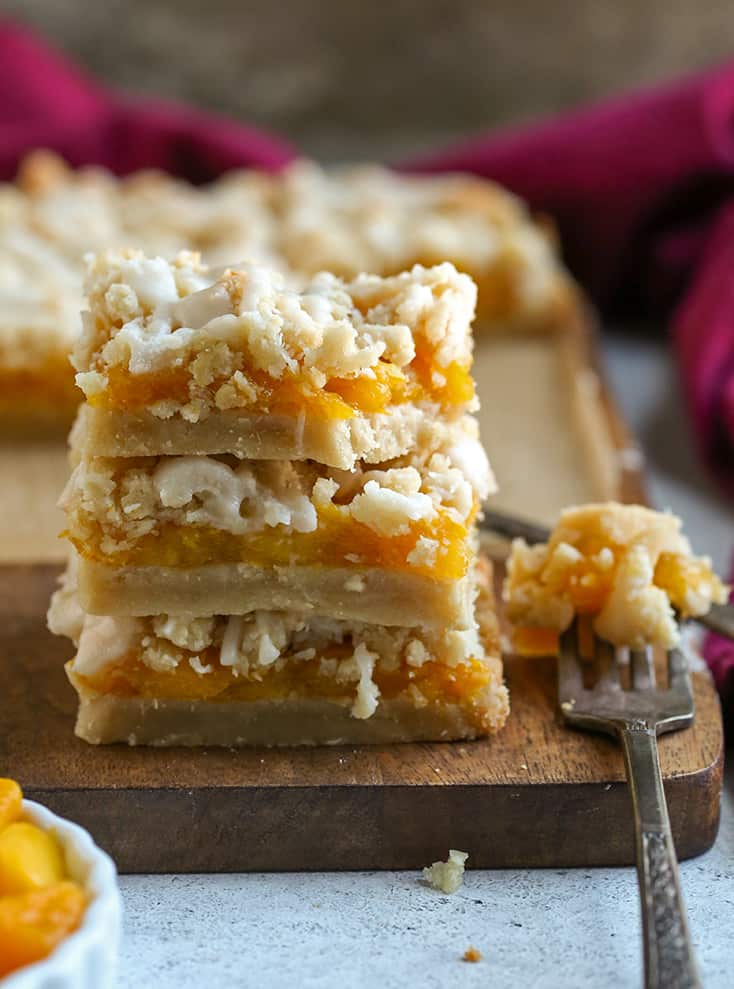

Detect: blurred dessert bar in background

[276,161,575,330]
[1,152,575,434]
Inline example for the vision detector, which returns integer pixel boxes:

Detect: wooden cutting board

[0,304,724,872]
[2,564,722,872]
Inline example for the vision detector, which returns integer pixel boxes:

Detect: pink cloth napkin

[1,22,732,704]
[0,24,294,179]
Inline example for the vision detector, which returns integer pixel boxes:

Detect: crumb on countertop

[462,946,482,963]
[422,849,468,893]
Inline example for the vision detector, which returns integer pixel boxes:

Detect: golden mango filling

[69,504,473,580]
[88,347,475,420]
[0,361,80,420]
[75,652,492,710]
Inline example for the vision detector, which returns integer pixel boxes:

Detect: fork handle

[620,725,702,989]
[700,600,734,639]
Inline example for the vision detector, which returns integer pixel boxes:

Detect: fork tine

[558,622,584,699]
[594,636,618,685]
[630,646,655,689]
[668,647,693,698]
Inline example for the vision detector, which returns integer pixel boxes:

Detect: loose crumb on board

[462,946,482,963]
[422,849,468,893]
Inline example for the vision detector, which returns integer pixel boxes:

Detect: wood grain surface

[2,564,722,873]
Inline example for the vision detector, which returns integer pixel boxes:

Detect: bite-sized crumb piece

[462,946,482,963]
[422,849,468,893]
[504,502,729,650]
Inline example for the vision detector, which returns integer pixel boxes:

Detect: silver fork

[559,621,702,989]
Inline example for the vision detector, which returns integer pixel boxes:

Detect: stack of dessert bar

[49,248,509,746]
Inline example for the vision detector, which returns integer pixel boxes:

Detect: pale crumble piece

[349,472,436,537]
[348,642,381,720]
[344,575,366,593]
[214,370,258,410]
[405,639,429,667]
[151,615,215,653]
[462,946,482,963]
[189,655,214,676]
[407,536,439,569]
[422,849,469,894]
[141,639,181,673]
[504,502,729,649]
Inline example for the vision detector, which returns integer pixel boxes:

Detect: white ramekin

[2,800,122,989]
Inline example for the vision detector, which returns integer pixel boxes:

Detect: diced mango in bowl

[0,781,21,832]
[0,779,86,979]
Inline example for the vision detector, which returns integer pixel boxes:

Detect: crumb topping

[71,250,477,426]
[65,599,485,681]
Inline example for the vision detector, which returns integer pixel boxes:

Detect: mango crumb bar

[61,417,493,624]
[504,502,728,652]
[48,556,508,746]
[72,251,478,468]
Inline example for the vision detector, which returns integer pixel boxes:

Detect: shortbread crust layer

[73,399,464,469]
[70,691,508,746]
[76,558,477,628]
